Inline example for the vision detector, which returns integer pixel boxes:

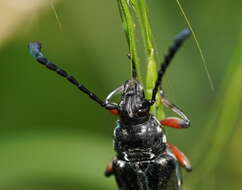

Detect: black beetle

[29,28,192,190]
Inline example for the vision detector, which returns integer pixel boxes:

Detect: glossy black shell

[112,116,181,190]
[113,153,181,190]
[110,80,182,190]
[114,116,166,162]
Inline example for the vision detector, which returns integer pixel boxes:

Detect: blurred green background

[0,0,241,189]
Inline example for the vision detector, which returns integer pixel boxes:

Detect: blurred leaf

[189,29,242,190]
[0,0,59,47]
[0,130,116,190]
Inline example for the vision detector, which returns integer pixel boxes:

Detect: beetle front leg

[105,161,114,177]
[160,90,190,129]
[167,143,192,172]
[105,86,123,116]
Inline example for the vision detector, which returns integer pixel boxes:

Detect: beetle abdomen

[113,153,181,190]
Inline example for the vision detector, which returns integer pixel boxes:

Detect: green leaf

[117,0,165,118]
[188,31,242,190]
[117,0,142,81]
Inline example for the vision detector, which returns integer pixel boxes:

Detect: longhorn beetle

[28,28,192,190]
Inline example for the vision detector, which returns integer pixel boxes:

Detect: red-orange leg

[108,109,119,115]
[160,117,189,129]
[167,143,192,172]
[160,90,190,129]
[109,109,119,116]
[105,162,114,177]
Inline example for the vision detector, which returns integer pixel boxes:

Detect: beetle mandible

[29,28,192,190]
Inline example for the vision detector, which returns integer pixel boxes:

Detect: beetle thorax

[114,116,167,162]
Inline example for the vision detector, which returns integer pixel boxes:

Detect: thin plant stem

[117,0,142,82]
[135,0,164,118]
[176,0,215,91]
[118,0,164,118]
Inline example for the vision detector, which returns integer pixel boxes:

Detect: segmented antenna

[151,29,191,103]
[127,53,137,79]
[28,42,116,109]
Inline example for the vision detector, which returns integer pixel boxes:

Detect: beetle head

[119,79,150,124]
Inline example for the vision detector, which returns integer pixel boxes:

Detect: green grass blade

[176,0,215,91]
[135,0,164,118]
[117,0,142,81]
[188,32,242,190]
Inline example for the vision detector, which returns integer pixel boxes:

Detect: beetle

[28,28,192,190]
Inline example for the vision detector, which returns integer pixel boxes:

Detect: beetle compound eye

[140,101,150,109]
[137,101,149,115]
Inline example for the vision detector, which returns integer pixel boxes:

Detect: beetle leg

[167,143,192,172]
[160,117,188,129]
[105,86,123,115]
[109,109,119,115]
[160,90,190,128]
[105,161,114,177]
